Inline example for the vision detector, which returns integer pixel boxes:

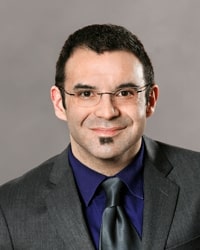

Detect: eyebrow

[73,82,139,91]
[116,82,139,89]
[73,83,97,90]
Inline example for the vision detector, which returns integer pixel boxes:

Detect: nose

[94,94,120,119]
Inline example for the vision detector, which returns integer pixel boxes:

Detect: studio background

[0,0,200,184]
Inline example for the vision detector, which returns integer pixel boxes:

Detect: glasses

[59,84,150,107]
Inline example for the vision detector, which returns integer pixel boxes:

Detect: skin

[51,48,159,176]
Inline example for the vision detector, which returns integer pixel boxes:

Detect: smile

[91,127,125,136]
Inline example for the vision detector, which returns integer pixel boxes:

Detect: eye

[76,90,95,98]
[116,88,136,97]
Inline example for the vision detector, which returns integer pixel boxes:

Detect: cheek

[65,100,79,122]
[135,97,147,117]
[121,102,146,121]
[137,105,147,118]
[66,104,90,127]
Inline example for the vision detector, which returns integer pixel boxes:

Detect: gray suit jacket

[0,136,200,250]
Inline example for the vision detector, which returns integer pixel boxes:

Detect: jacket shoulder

[144,136,200,163]
[0,151,64,206]
[157,140,200,165]
[144,135,200,180]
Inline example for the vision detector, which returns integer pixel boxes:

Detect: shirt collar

[68,139,144,207]
[117,141,144,199]
[68,149,106,206]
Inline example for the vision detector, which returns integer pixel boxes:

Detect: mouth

[91,127,125,136]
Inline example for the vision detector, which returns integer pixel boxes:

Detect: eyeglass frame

[58,83,152,107]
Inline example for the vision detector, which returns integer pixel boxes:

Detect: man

[0,24,200,250]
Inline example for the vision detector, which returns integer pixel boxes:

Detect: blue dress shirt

[68,141,144,250]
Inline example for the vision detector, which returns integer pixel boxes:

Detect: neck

[70,139,142,176]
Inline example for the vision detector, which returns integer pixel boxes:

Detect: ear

[50,86,67,121]
[146,84,159,117]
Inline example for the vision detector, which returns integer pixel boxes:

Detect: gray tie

[99,177,142,250]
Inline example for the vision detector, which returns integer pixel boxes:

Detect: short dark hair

[55,24,155,106]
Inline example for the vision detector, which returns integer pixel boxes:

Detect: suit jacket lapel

[142,137,179,250]
[45,148,95,249]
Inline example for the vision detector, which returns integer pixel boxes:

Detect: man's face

[51,48,158,170]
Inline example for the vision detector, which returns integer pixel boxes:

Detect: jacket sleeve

[0,205,13,250]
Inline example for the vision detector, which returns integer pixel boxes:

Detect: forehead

[64,48,144,86]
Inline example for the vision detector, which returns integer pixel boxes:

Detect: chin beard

[99,137,114,145]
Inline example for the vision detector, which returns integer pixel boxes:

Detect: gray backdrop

[0,0,200,184]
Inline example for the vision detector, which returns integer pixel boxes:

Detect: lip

[91,127,125,136]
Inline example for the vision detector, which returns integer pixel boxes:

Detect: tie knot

[102,177,125,207]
